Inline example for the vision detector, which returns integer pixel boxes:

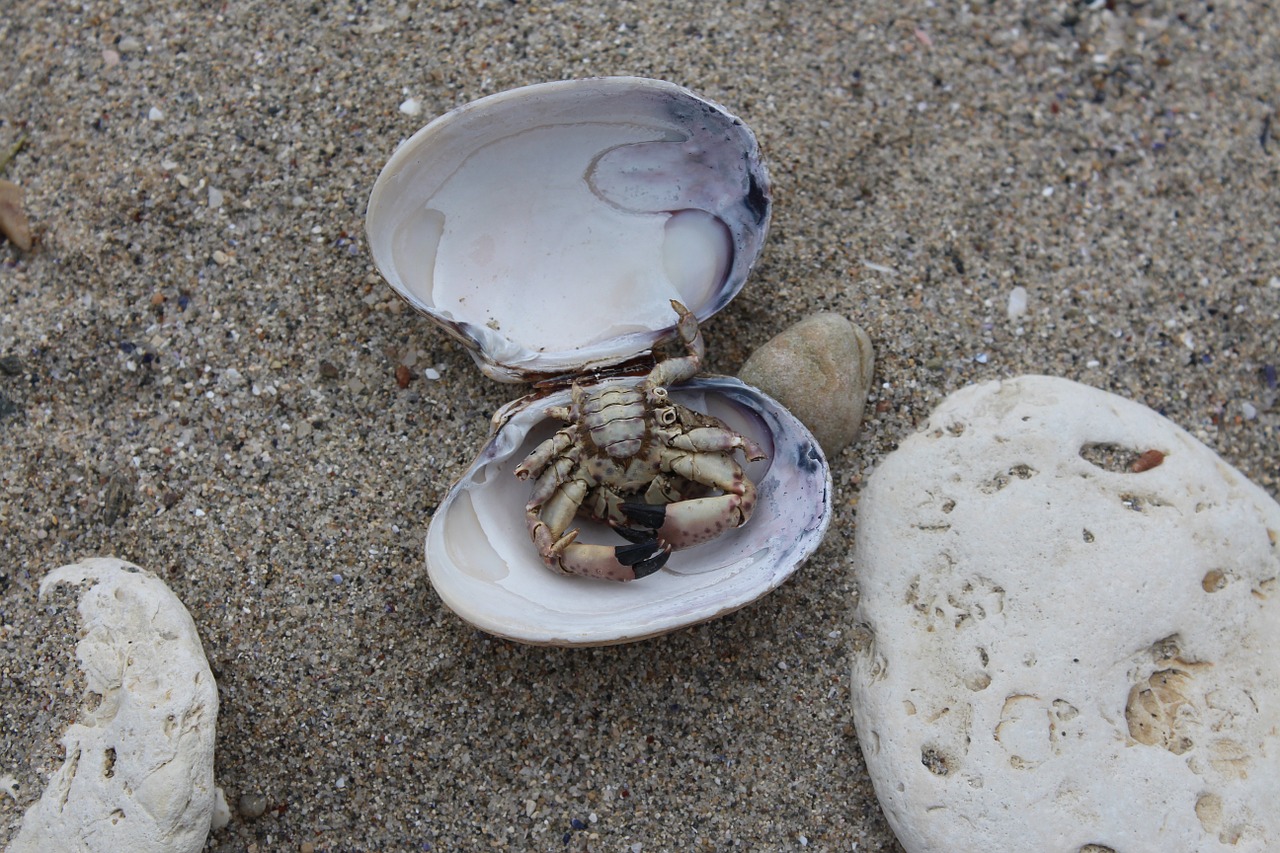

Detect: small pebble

[399,97,423,116]
[237,792,268,820]
[0,179,33,252]
[738,313,875,457]
[148,106,164,122]
[1242,401,1258,420]
[395,363,412,388]
[208,187,224,209]
[319,360,341,379]
[1007,286,1028,320]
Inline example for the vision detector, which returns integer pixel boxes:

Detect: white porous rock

[8,558,220,853]
[851,375,1279,853]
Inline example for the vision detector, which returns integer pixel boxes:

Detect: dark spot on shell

[796,441,822,473]
[745,171,769,225]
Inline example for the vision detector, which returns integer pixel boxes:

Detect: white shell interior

[367,78,770,380]
[426,377,830,646]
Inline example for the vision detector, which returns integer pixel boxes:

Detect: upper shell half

[366,77,771,382]
[426,376,831,646]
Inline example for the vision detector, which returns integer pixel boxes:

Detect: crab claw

[621,489,755,551]
[555,536,670,581]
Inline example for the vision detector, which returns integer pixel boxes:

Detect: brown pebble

[150,292,166,306]
[318,360,340,379]
[737,313,875,457]
[395,363,412,388]
[0,179,33,252]
[1131,449,1165,473]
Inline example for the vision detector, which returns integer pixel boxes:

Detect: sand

[1,2,1276,851]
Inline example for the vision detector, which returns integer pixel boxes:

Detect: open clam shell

[366,77,771,382]
[426,376,831,646]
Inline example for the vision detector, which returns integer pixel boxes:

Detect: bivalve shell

[366,77,771,382]
[425,376,831,646]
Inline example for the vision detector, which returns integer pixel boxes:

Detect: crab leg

[513,428,577,482]
[523,459,669,582]
[622,449,758,550]
[669,426,767,462]
[642,300,705,396]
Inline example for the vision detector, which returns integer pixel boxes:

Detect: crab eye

[656,406,677,426]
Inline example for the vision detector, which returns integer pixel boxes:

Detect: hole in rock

[921,745,951,776]
[1080,442,1166,473]
[103,747,116,778]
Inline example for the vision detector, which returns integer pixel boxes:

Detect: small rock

[738,313,874,456]
[318,360,341,379]
[237,792,268,820]
[0,354,24,375]
[1007,285,1028,320]
[851,376,1280,853]
[395,363,412,388]
[148,106,164,122]
[101,469,136,526]
[0,179,33,252]
[9,558,220,853]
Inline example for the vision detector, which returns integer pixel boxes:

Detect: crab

[513,300,767,581]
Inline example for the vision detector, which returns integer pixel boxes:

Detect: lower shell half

[425,376,832,646]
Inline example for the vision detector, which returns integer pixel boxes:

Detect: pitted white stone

[851,375,1279,853]
[8,558,220,853]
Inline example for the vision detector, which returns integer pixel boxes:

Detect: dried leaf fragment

[0,179,33,252]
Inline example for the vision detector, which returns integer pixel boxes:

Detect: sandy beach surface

[2,2,1276,851]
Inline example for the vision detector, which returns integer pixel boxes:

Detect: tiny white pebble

[1086,359,1101,368]
[148,106,164,121]
[193,508,206,517]
[975,353,988,364]
[208,187,224,209]
[399,97,422,116]
[423,367,441,381]
[1241,401,1258,420]
[335,776,346,789]
[1041,186,1054,197]
[1007,286,1028,319]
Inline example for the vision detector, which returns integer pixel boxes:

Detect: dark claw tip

[620,501,667,529]
[614,539,663,568]
[631,549,670,579]
[614,525,655,544]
